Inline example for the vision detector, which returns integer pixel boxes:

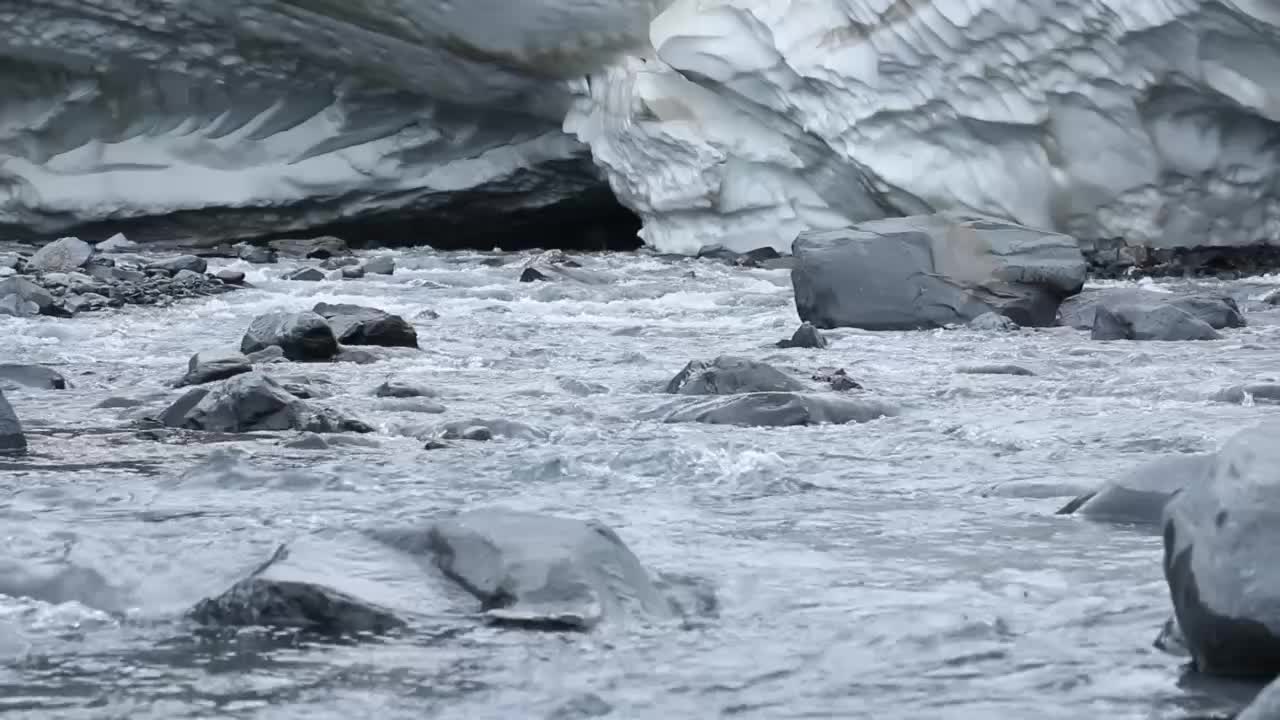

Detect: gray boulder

[0,364,68,390]
[160,372,370,434]
[1058,289,1245,330]
[95,233,137,252]
[313,303,418,348]
[666,356,807,395]
[284,267,325,282]
[776,322,827,349]
[216,269,246,285]
[0,277,55,314]
[420,508,671,629]
[240,311,338,361]
[237,245,278,264]
[29,237,92,273]
[792,213,1086,330]
[0,390,25,455]
[1238,676,1280,720]
[341,266,365,280]
[1091,303,1221,341]
[664,392,895,427]
[362,256,396,275]
[269,236,349,259]
[1163,422,1280,676]
[1211,384,1280,405]
[1057,453,1215,525]
[149,255,207,275]
[176,350,253,387]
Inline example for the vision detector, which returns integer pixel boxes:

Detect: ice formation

[2,1,1279,254]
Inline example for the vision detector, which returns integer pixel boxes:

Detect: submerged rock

[237,245,278,264]
[1091,303,1221,341]
[1211,384,1280,405]
[776,322,827,349]
[161,372,370,434]
[0,390,25,455]
[812,367,862,392]
[666,356,807,395]
[148,255,207,275]
[284,267,325,282]
[374,380,437,399]
[240,311,338,362]
[269,236,349,260]
[664,392,895,427]
[362,256,395,276]
[955,364,1035,376]
[29,237,92,273]
[1163,422,1280,676]
[0,364,69,390]
[1058,289,1245,330]
[1057,453,1215,525]
[421,508,671,629]
[313,303,417,348]
[968,312,1020,332]
[437,418,546,442]
[792,214,1086,330]
[176,350,253,387]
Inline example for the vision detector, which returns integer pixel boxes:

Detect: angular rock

[1057,453,1215,525]
[374,380,437,399]
[1163,422,1280,676]
[160,372,370,434]
[313,303,418,348]
[1058,289,1245,330]
[0,277,54,314]
[1211,384,1280,405]
[284,267,325,282]
[776,322,827,349]
[666,356,807,395]
[812,367,862,391]
[240,311,338,362]
[968,312,1020,332]
[172,269,204,285]
[792,214,1086,330]
[697,244,781,268]
[177,350,253,387]
[664,392,895,427]
[269,236,349,259]
[29,237,92,273]
[1091,304,1221,341]
[520,267,549,282]
[420,508,671,629]
[237,245,278,264]
[149,255,207,275]
[362,256,395,275]
[0,364,68,390]
[0,390,25,455]
[955,364,1035,376]
[95,233,137,252]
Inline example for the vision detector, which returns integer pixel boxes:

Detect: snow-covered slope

[572,0,1280,254]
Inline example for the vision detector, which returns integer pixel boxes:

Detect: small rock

[335,348,380,365]
[0,390,25,455]
[956,364,1036,376]
[520,267,549,282]
[216,269,246,285]
[29,237,93,273]
[1057,453,1214,525]
[161,372,370,434]
[283,433,330,450]
[1092,304,1222,341]
[241,311,338,362]
[96,397,145,409]
[0,364,69,390]
[95,233,137,252]
[812,367,862,391]
[423,440,452,451]
[968,312,1020,332]
[284,267,326,282]
[362,256,395,275]
[667,356,808,395]
[374,380,437,399]
[777,322,827,349]
[237,245,278,264]
[341,266,365,280]
[437,419,546,442]
[149,255,207,275]
[663,392,894,427]
[172,269,204,284]
[177,350,253,387]
[0,253,23,271]
[458,426,492,441]
[313,303,418,348]
[1060,289,1245,330]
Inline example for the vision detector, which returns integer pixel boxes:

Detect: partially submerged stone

[313,303,418,349]
[1058,453,1215,525]
[666,356,807,395]
[664,392,895,427]
[176,350,253,387]
[240,311,338,361]
[0,390,25,455]
[161,372,369,434]
[1091,303,1221,341]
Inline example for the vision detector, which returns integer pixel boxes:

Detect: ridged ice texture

[571,0,1280,254]
[0,0,663,240]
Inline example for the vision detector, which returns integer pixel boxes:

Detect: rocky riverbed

[4,239,1280,718]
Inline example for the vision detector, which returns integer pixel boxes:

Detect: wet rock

[29,237,93,273]
[777,322,827,349]
[955,364,1036,376]
[0,253,24,272]
[334,348,380,365]
[237,245,278,264]
[96,396,146,409]
[557,377,609,396]
[190,535,423,635]
[148,255,207,275]
[245,346,287,364]
[420,508,671,629]
[95,233,137,253]
[664,392,894,427]
[160,372,370,434]
[0,294,38,317]
[812,367,862,391]
[269,236,349,260]
[341,266,365,280]
[792,214,1086,330]
[157,387,209,427]
[697,244,781,268]
[374,380,437,399]
[968,312,1020,332]
[1210,384,1280,405]
[284,267,325,282]
[423,440,452,451]
[313,303,418,349]
[321,256,361,270]
[666,356,808,395]
[377,398,447,414]
[0,390,25,455]
[63,293,108,314]
[362,256,395,276]
[437,418,546,442]
[0,364,68,390]
[215,269,246,285]
[1059,289,1245,330]
[177,350,253,387]
[240,311,338,362]
[0,277,54,314]
[520,267,549,282]
[1057,453,1215,525]
[1153,615,1189,657]
[1163,422,1280,676]
[1091,304,1222,341]
[283,433,330,450]
[1238,676,1280,720]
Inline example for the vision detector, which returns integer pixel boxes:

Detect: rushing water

[2,249,1279,719]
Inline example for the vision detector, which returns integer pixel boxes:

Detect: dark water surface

[3,250,1278,719]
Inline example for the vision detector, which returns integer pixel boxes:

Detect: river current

[2,249,1278,719]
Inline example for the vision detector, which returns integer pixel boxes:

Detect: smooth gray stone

[362,256,396,275]
[177,350,253,387]
[149,255,207,274]
[666,356,807,395]
[216,269,246,285]
[968,312,1019,331]
[1058,453,1215,525]
[664,392,895,427]
[1163,422,1280,676]
[313,302,418,348]
[29,237,92,273]
[237,245,277,264]
[0,364,68,390]
[776,322,827,349]
[160,372,369,434]
[1091,303,1221,341]
[792,213,1086,330]
[0,389,25,455]
[1211,384,1280,405]
[955,364,1035,376]
[240,311,338,361]
[437,418,546,441]
[1059,289,1245,330]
